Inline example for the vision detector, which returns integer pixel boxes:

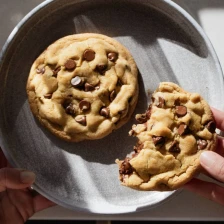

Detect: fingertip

[20,171,36,184]
[200,151,224,182]
[0,168,36,191]
[200,151,215,168]
[209,107,224,130]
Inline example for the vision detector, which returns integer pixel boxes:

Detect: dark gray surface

[0,0,224,217]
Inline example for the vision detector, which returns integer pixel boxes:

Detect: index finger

[211,107,224,131]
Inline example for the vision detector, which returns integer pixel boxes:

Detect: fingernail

[20,171,36,184]
[200,151,215,168]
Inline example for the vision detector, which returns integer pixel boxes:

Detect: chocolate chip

[146,105,152,119]
[75,116,86,126]
[100,107,110,118]
[133,142,144,153]
[71,76,83,87]
[169,140,180,153]
[135,113,147,123]
[84,83,95,92]
[197,139,208,150]
[152,136,165,146]
[62,98,72,109]
[175,99,181,106]
[178,123,188,135]
[110,90,116,102]
[205,120,216,133]
[108,52,118,62]
[150,123,154,130]
[96,64,107,73]
[175,105,187,117]
[36,67,45,74]
[64,59,76,70]
[95,84,100,90]
[151,97,155,103]
[65,103,76,115]
[129,129,136,136]
[119,158,133,175]
[53,67,61,77]
[156,97,165,108]
[117,79,123,86]
[44,93,52,99]
[83,49,95,61]
[79,100,90,111]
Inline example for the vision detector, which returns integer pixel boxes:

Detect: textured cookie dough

[26,33,138,142]
[116,82,217,191]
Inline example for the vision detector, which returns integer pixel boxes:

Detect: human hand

[0,148,55,224]
[184,107,224,206]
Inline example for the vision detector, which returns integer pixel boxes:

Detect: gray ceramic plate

[0,0,223,214]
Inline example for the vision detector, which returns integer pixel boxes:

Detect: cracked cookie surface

[26,33,138,142]
[116,82,217,191]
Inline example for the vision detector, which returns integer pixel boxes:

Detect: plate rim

[0,0,223,214]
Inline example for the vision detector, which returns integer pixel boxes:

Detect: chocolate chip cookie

[116,82,217,191]
[26,33,138,142]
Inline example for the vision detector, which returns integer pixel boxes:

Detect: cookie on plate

[26,33,138,142]
[116,82,217,191]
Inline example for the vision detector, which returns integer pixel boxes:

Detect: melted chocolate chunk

[169,140,180,153]
[135,105,152,123]
[152,136,165,146]
[135,113,147,123]
[65,103,76,115]
[63,98,72,109]
[197,139,208,150]
[205,120,216,133]
[178,123,188,135]
[175,99,181,106]
[146,105,152,119]
[133,142,144,153]
[119,158,133,175]
[156,96,165,108]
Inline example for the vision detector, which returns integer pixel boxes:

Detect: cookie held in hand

[116,82,217,191]
[26,33,139,142]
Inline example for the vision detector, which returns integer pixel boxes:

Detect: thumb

[200,151,224,182]
[0,168,36,192]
